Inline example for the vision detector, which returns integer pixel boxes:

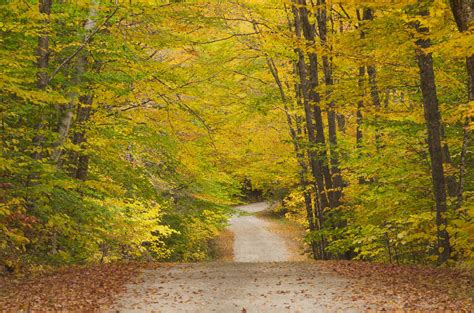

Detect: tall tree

[317,0,343,204]
[32,0,53,161]
[292,4,328,258]
[414,1,451,264]
[297,0,334,210]
[448,0,473,209]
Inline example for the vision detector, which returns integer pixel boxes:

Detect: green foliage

[0,0,244,270]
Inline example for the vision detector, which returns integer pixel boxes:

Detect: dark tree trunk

[356,66,365,149]
[414,5,451,264]
[468,55,474,101]
[31,0,53,161]
[367,64,382,148]
[317,0,343,205]
[366,66,381,109]
[69,96,92,181]
[297,0,334,211]
[360,8,383,150]
[37,0,52,89]
[355,8,373,151]
[457,120,469,210]
[336,114,346,133]
[448,0,473,210]
[66,3,98,180]
[265,56,319,258]
[292,3,328,259]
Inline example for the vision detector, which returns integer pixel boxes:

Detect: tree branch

[46,6,119,85]
[191,32,259,45]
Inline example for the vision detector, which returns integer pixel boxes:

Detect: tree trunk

[31,0,53,161]
[297,0,334,211]
[37,0,52,90]
[355,8,372,151]
[317,0,343,205]
[52,0,97,165]
[70,96,92,181]
[448,0,473,211]
[356,66,365,149]
[449,0,474,100]
[367,64,382,149]
[457,120,469,210]
[265,56,319,258]
[292,3,328,258]
[414,4,451,264]
[336,114,346,133]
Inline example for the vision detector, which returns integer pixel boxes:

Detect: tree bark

[37,0,52,90]
[292,3,328,258]
[52,0,97,165]
[448,0,473,210]
[31,0,53,161]
[297,0,334,211]
[265,56,319,258]
[317,0,343,205]
[70,96,92,181]
[367,64,382,149]
[457,120,469,210]
[414,4,451,264]
[356,66,365,149]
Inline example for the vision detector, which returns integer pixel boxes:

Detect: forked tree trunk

[292,2,328,259]
[297,0,334,212]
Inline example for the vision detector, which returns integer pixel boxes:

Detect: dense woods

[1,0,472,272]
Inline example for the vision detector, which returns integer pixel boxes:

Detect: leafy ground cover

[323,260,474,310]
[1,261,471,311]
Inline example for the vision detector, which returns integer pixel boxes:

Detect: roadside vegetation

[1,0,472,276]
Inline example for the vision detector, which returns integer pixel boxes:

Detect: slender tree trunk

[317,0,343,204]
[337,114,346,133]
[367,64,382,149]
[52,0,97,165]
[355,8,371,151]
[70,96,92,181]
[457,120,469,210]
[32,0,53,161]
[265,56,319,258]
[356,66,365,149]
[52,105,74,164]
[448,0,473,210]
[414,4,451,264]
[468,54,474,101]
[37,0,52,90]
[362,8,382,140]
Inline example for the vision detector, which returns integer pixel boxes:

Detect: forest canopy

[0,0,472,271]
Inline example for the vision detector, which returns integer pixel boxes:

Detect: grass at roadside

[211,229,235,262]
[255,208,309,261]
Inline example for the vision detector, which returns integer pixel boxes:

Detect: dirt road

[111,203,365,312]
[229,203,291,262]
